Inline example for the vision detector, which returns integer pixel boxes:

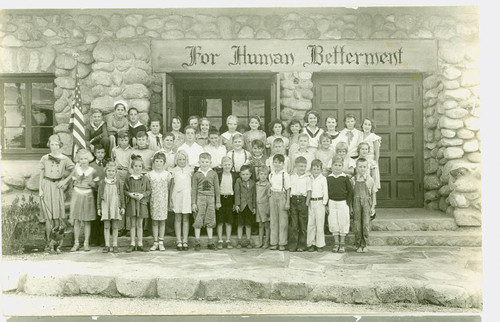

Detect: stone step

[370,208,459,231]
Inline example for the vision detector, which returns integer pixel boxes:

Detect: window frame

[0,74,56,159]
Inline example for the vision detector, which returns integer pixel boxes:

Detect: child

[89,145,107,247]
[178,126,204,169]
[361,118,381,191]
[287,118,302,158]
[288,156,311,252]
[204,129,227,174]
[266,138,291,174]
[188,115,200,130]
[128,107,147,148]
[132,131,154,172]
[216,156,238,249]
[85,109,110,158]
[303,110,324,153]
[107,100,129,152]
[147,117,163,152]
[327,156,353,253]
[255,166,271,248]
[266,119,289,151]
[339,113,363,159]
[357,143,378,183]
[248,139,267,180]
[124,155,151,252]
[39,135,75,249]
[329,142,356,177]
[268,154,291,251]
[191,153,221,251]
[325,115,343,150]
[64,149,100,252]
[243,115,267,150]
[315,133,335,176]
[170,150,193,251]
[196,117,210,147]
[111,131,133,184]
[221,115,242,151]
[290,133,315,172]
[170,116,185,150]
[97,162,125,253]
[153,132,177,171]
[307,159,328,252]
[227,133,252,173]
[234,165,256,248]
[148,153,173,251]
[351,158,377,253]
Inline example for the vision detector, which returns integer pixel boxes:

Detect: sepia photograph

[0,1,492,321]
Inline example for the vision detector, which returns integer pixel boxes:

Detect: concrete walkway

[2,245,482,309]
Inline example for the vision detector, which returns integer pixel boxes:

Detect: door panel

[313,73,423,207]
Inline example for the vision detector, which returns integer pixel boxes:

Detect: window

[0,75,55,157]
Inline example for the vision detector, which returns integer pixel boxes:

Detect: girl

[124,156,151,252]
[188,115,200,130]
[148,153,173,251]
[128,107,147,148]
[227,133,252,173]
[196,117,211,147]
[357,143,378,182]
[147,117,163,152]
[287,118,302,158]
[330,142,355,177]
[170,116,185,150]
[339,113,363,159]
[39,135,75,250]
[325,115,343,151]
[255,166,271,248]
[97,161,125,253]
[170,150,193,251]
[107,100,129,151]
[65,149,100,252]
[266,119,289,151]
[177,126,204,168]
[361,118,381,190]
[243,115,267,150]
[315,133,335,176]
[303,110,324,153]
[221,115,241,151]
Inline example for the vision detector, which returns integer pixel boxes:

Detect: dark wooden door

[313,73,423,207]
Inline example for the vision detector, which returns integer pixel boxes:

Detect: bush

[2,195,41,255]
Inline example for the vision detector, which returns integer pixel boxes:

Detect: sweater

[191,169,221,204]
[326,172,353,204]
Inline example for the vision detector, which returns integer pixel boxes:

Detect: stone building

[0,7,481,229]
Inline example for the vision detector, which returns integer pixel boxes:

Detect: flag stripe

[69,69,87,160]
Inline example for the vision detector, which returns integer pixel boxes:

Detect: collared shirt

[197,167,212,177]
[269,169,291,192]
[290,173,312,197]
[204,144,227,168]
[290,149,315,171]
[220,172,234,195]
[147,131,163,152]
[178,142,204,167]
[112,146,133,168]
[340,128,363,158]
[311,174,329,205]
[90,121,104,131]
[227,149,251,172]
[327,171,353,202]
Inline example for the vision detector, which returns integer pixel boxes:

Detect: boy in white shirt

[288,156,311,252]
[268,154,291,251]
[307,159,329,252]
[204,129,227,174]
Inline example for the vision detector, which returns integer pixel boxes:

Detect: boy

[307,159,329,252]
[89,144,107,247]
[147,117,163,152]
[132,131,154,173]
[351,158,376,253]
[234,165,256,248]
[204,129,227,174]
[128,107,147,148]
[266,138,291,174]
[153,132,176,171]
[268,154,291,251]
[217,156,238,249]
[248,139,267,180]
[288,156,311,252]
[290,133,315,172]
[227,134,252,173]
[328,142,355,177]
[85,109,110,158]
[191,153,221,250]
[178,126,204,169]
[327,156,353,253]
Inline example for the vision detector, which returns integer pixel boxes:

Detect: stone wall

[0,8,481,225]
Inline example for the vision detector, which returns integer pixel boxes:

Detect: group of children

[39,100,381,254]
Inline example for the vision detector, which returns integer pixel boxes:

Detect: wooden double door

[313,73,423,207]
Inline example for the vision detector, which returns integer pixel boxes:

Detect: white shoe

[150,242,159,251]
[159,243,165,251]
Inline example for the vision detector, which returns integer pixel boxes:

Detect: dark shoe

[102,246,109,253]
[217,240,223,249]
[194,243,201,251]
[113,247,119,253]
[236,241,242,249]
[226,240,233,249]
[176,242,183,251]
[126,245,136,253]
[289,248,297,252]
[182,242,189,251]
[370,213,376,221]
[136,246,146,252]
[208,243,216,250]
[317,247,324,253]
[308,246,316,252]
[246,240,252,249]
[269,245,278,250]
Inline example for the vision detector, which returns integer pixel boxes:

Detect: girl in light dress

[243,115,267,151]
[64,149,100,252]
[97,161,125,253]
[302,110,324,153]
[169,150,193,251]
[266,119,289,151]
[360,118,381,190]
[148,152,173,251]
[196,117,211,147]
[287,119,302,158]
[170,116,185,150]
[221,115,242,151]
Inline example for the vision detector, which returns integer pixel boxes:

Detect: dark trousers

[288,195,308,251]
[90,191,104,246]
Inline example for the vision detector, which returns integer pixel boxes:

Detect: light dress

[148,170,172,220]
[362,132,382,189]
[100,178,123,221]
[171,166,193,214]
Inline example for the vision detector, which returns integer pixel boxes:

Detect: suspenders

[270,172,286,192]
[231,150,248,172]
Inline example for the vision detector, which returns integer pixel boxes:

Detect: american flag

[68,70,87,160]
